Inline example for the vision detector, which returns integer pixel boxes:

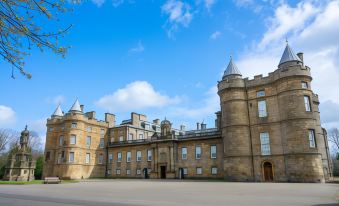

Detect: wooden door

[263,162,273,182]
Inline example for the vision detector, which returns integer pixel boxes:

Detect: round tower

[276,43,326,182]
[218,57,253,181]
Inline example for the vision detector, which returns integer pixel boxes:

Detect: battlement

[47,112,109,127]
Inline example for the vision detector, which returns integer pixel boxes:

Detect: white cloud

[92,0,105,7]
[210,31,221,40]
[46,95,65,105]
[0,105,16,126]
[112,0,124,7]
[233,0,263,13]
[204,0,216,10]
[129,41,145,53]
[236,0,339,129]
[162,0,193,38]
[95,81,181,113]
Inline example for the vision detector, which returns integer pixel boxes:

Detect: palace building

[43,43,333,182]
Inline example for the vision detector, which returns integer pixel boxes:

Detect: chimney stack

[297,52,304,66]
[180,125,186,131]
[201,123,206,130]
[196,122,200,130]
[80,105,84,112]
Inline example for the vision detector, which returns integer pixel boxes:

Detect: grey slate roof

[52,105,63,116]
[279,44,301,65]
[69,99,82,112]
[223,57,242,78]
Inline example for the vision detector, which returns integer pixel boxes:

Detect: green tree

[0,0,72,79]
[35,155,44,180]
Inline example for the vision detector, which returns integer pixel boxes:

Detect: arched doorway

[263,162,273,182]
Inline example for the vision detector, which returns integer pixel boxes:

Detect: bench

[44,177,61,184]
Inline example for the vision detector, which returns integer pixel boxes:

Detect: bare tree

[0,129,16,153]
[0,0,72,79]
[328,128,339,156]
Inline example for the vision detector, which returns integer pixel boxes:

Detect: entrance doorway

[160,166,166,179]
[263,162,273,182]
[143,168,148,179]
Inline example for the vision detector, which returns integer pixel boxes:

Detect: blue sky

[1,0,339,141]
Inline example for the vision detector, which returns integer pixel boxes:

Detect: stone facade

[43,44,332,182]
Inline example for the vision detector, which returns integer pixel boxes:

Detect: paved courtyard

[0,179,338,206]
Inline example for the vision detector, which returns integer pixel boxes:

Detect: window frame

[195,146,202,159]
[304,96,312,112]
[256,90,266,97]
[211,167,218,175]
[117,152,122,162]
[147,149,152,162]
[99,138,105,148]
[98,154,104,164]
[196,167,202,175]
[308,129,316,148]
[126,151,131,162]
[136,151,142,162]
[210,145,217,159]
[86,136,91,146]
[85,153,90,164]
[108,153,113,164]
[69,152,75,163]
[260,132,271,155]
[181,147,187,160]
[258,100,268,117]
[70,135,76,145]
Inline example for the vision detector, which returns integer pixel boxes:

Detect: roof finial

[25,125,28,130]
[286,38,288,45]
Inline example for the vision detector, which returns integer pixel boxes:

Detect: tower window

[258,100,268,117]
[69,152,75,163]
[256,90,265,97]
[85,153,90,164]
[301,81,308,89]
[308,129,316,148]
[71,123,77,128]
[86,136,91,146]
[59,136,64,146]
[260,132,271,155]
[304,96,311,111]
[70,135,76,145]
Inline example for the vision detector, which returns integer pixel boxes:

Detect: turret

[218,56,253,181]
[278,41,303,69]
[51,104,63,118]
[69,98,82,113]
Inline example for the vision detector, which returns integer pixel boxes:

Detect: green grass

[0,180,79,185]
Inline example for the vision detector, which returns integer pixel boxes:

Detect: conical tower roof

[279,43,301,66]
[69,98,82,112]
[223,56,242,78]
[52,104,63,117]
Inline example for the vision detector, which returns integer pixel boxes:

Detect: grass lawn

[0,180,79,185]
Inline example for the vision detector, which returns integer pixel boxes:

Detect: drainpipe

[245,82,255,181]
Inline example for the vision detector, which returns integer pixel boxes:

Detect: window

[139,134,144,139]
[70,135,76,145]
[45,152,50,161]
[117,152,122,162]
[126,169,131,175]
[71,123,77,128]
[116,169,121,175]
[304,96,311,112]
[99,138,105,148]
[258,100,267,117]
[256,90,265,97]
[109,154,113,164]
[181,147,187,160]
[147,150,152,161]
[86,136,91,146]
[145,124,150,130]
[210,145,217,159]
[107,169,111,175]
[49,127,54,132]
[211,167,218,175]
[260,132,271,155]
[301,81,308,89]
[98,154,103,164]
[195,146,201,159]
[86,127,92,132]
[137,169,141,175]
[69,152,74,163]
[100,129,105,135]
[85,153,90,164]
[110,137,114,143]
[119,136,124,142]
[126,152,131,162]
[128,133,133,141]
[136,151,142,161]
[59,136,64,146]
[183,168,188,175]
[308,129,316,148]
[196,167,202,175]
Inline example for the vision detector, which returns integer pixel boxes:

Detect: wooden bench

[44,177,61,184]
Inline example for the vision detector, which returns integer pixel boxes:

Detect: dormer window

[256,90,265,97]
